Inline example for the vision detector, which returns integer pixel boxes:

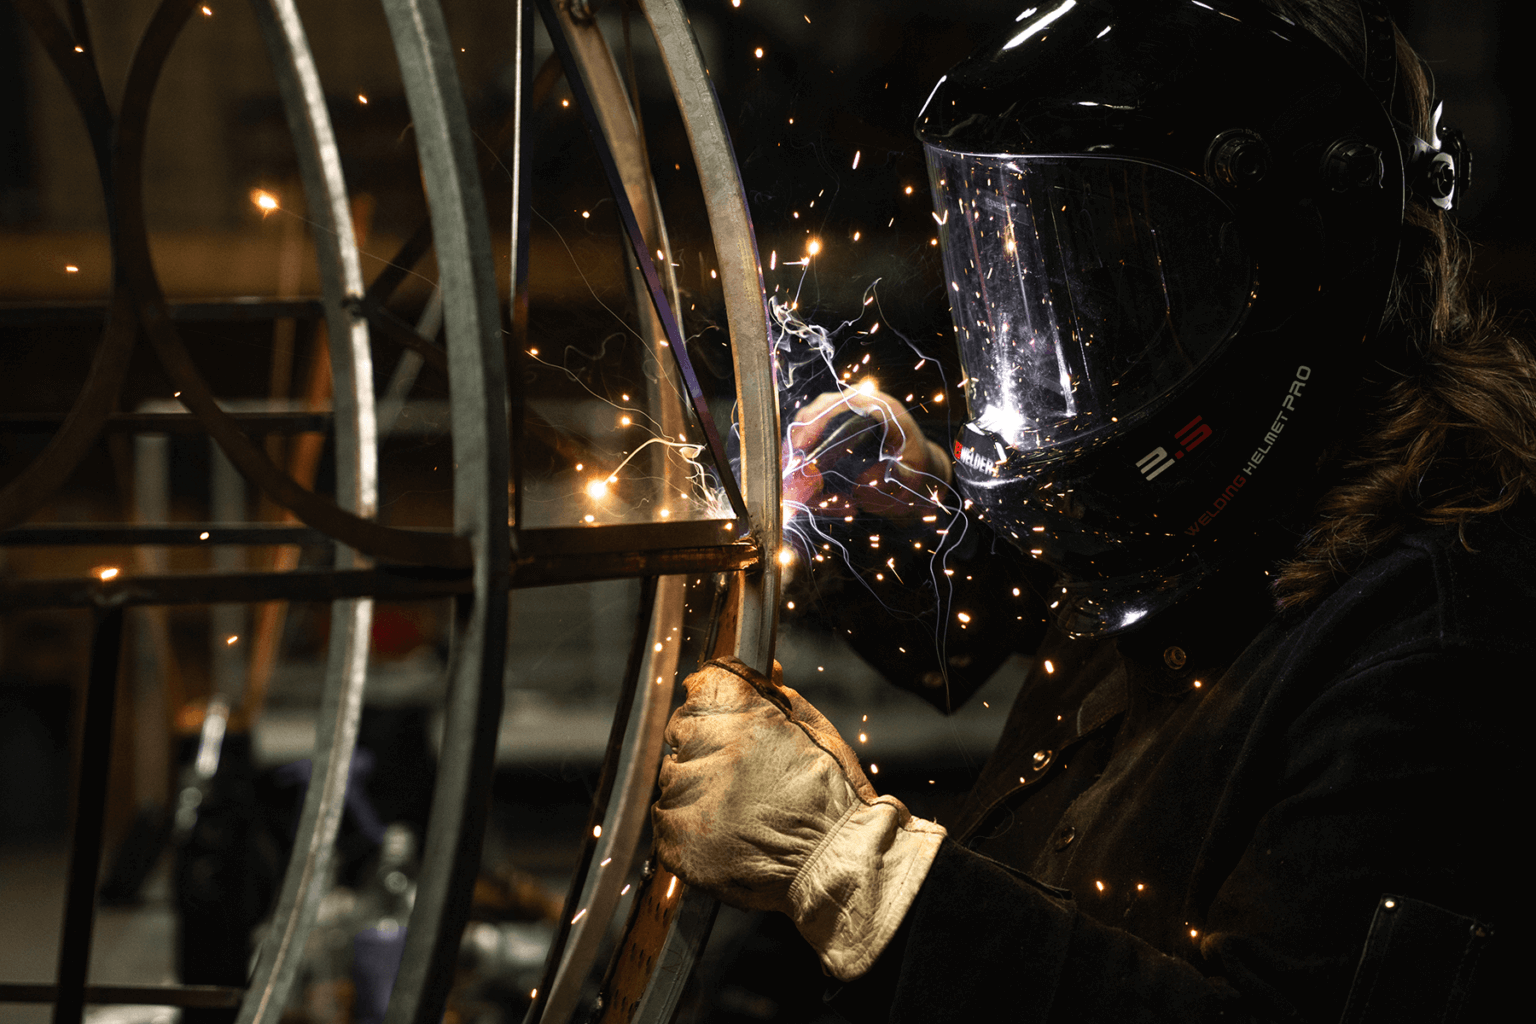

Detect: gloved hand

[653,656,946,980]
[783,387,953,522]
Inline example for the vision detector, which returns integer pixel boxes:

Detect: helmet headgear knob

[1205,129,1271,189]
[1322,138,1385,192]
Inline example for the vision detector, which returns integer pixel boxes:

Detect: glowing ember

[754,47,764,58]
[64,265,79,273]
[96,567,119,581]
[252,190,278,213]
[226,635,239,645]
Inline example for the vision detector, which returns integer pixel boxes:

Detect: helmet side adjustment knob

[1205,129,1271,189]
[1322,138,1385,192]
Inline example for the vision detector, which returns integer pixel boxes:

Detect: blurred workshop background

[1,1,1529,1022]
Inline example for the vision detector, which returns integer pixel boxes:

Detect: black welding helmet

[919,0,1418,636]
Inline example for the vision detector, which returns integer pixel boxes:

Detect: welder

[655,1,1526,1018]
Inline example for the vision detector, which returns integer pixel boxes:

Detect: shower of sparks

[768,284,976,694]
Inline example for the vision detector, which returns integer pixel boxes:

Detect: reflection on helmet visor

[927,150,1253,451]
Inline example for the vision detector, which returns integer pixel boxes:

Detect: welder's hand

[783,388,953,521]
[653,656,946,981]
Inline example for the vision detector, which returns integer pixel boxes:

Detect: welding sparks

[754,47,764,58]
[357,94,368,104]
[201,5,212,14]
[96,567,119,581]
[806,238,821,257]
[226,635,239,645]
[252,190,278,214]
[64,265,78,273]
[586,477,610,499]
[852,150,861,169]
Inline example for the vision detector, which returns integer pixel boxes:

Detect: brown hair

[1261,0,1536,610]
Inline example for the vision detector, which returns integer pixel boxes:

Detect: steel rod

[0,984,242,1009]
[52,608,126,1024]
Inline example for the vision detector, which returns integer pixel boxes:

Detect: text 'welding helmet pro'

[920,0,1438,636]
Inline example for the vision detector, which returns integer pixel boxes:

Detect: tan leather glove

[653,656,946,981]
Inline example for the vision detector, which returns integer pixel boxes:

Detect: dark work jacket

[830,513,1525,1023]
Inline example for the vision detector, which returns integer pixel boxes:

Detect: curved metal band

[106,0,468,569]
[616,3,783,1022]
[377,1,512,1022]
[0,0,134,532]
[529,2,693,1016]
[639,0,781,670]
[236,0,379,1019]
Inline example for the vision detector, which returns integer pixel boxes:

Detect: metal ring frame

[0,1,779,1023]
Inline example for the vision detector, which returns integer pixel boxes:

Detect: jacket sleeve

[788,508,1050,713]
[827,642,1514,1023]
[828,841,1247,1024]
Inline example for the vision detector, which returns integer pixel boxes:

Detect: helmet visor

[927,149,1254,451]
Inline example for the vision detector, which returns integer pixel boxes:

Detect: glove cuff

[786,796,947,981]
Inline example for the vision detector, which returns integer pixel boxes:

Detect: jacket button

[1031,749,1053,771]
[1163,645,1188,670]
[1054,825,1076,850]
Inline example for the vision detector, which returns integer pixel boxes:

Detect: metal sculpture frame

[0,1,779,1023]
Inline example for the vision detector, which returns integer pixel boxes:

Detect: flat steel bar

[216,7,380,1022]
[0,567,471,611]
[52,608,126,1024]
[531,0,748,525]
[508,542,755,590]
[0,984,243,1009]
[514,519,743,557]
[524,576,658,1024]
[0,412,335,434]
[639,0,780,667]
[111,0,466,569]
[534,574,684,1024]
[1,2,135,533]
[0,298,324,327]
[0,524,329,546]
[605,5,784,1023]
[378,1,512,1022]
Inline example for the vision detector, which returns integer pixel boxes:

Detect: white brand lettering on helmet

[953,439,999,475]
[1242,366,1311,475]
